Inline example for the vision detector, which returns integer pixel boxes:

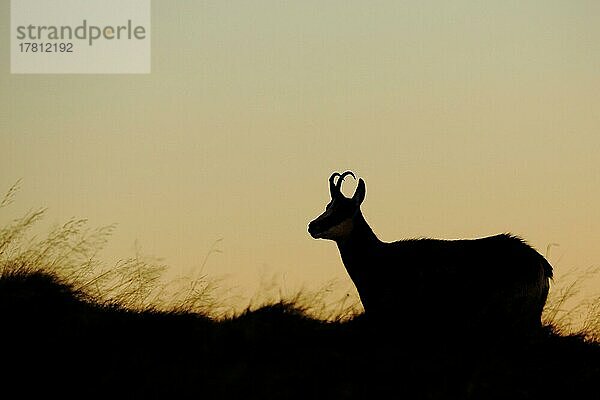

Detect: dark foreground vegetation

[1,269,599,400]
[1,184,599,399]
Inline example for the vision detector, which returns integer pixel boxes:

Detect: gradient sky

[1,1,599,313]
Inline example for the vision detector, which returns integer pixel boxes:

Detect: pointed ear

[352,178,366,206]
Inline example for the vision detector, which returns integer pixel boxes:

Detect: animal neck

[335,211,380,275]
[338,211,378,243]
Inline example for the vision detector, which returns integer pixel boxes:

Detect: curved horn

[329,171,355,198]
[329,172,341,198]
[336,171,356,189]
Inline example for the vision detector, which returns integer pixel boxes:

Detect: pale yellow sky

[1,1,599,311]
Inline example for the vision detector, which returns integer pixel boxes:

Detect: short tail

[541,257,553,280]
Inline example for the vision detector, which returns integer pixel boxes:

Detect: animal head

[308,171,366,241]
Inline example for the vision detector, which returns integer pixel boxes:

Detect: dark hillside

[1,270,599,399]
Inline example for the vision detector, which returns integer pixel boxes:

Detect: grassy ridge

[1,268,599,399]
[1,182,599,398]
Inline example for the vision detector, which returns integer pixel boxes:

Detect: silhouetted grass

[1,182,599,399]
[543,265,600,341]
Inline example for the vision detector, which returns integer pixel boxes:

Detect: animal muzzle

[308,221,324,239]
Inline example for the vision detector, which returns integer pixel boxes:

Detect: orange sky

[1,1,599,314]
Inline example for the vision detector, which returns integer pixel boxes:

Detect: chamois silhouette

[308,171,553,334]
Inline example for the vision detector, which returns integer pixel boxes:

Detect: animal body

[308,171,553,333]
